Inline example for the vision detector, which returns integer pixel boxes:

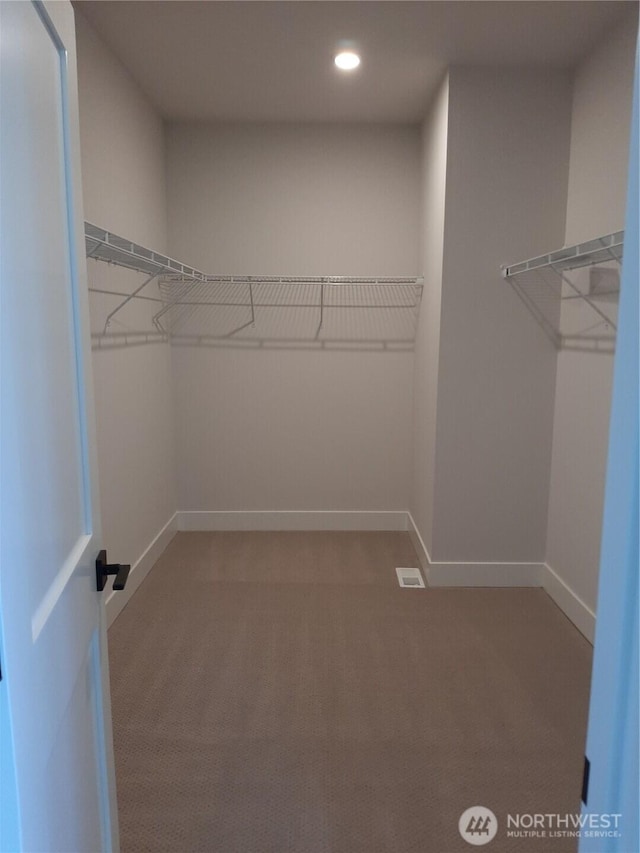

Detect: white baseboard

[407,516,431,574]
[407,513,543,586]
[426,561,544,586]
[407,512,594,641]
[177,510,409,532]
[106,510,595,644]
[541,562,595,643]
[105,513,178,627]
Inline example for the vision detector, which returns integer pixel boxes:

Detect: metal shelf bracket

[502,231,623,350]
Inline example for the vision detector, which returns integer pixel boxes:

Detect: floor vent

[396,567,425,589]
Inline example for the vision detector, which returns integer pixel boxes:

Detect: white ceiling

[74,1,633,123]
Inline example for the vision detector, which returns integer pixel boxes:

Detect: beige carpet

[108,531,592,853]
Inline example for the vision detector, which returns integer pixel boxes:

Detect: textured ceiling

[74,1,634,122]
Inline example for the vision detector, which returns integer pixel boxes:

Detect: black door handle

[96,550,131,592]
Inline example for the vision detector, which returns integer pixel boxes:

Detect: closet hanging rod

[501,230,623,278]
[149,300,419,309]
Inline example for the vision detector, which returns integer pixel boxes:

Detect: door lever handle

[96,550,131,592]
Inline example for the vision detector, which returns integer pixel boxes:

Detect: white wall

[166,123,420,514]
[424,69,573,564]
[564,13,638,246]
[75,11,176,582]
[172,347,413,514]
[546,13,638,615]
[411,75,449,554]
[166,123,420,275]
[75,13,166,249]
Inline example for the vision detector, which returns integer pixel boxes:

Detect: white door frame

[579,30,639,853]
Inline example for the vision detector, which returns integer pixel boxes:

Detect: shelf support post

[550,263,617,332]
[249,282,255,326]
[102,270,162,334]
[151,275,205,332]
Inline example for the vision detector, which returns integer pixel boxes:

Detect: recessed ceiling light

[334,51,361,71]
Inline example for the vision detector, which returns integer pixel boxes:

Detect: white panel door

[0,2,118,850]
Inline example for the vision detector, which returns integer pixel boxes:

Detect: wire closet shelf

[502,231,623,351]
[86,223,424,349]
